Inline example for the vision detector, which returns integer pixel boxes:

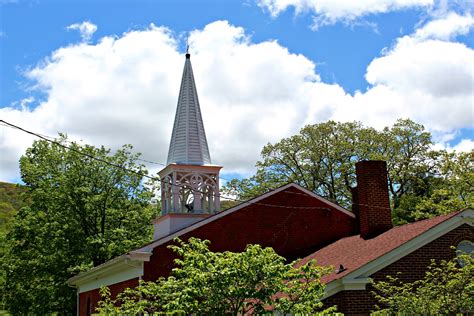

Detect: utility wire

[0,120,237,181]
[281,189,392,211]
[3,120,390,211]
[0,119,389,211]
[0,119,340,211]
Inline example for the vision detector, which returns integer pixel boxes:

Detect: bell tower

[158,51,221,223]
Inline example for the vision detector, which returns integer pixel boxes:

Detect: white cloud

[257,0,433,29]
[413,12,474,40]
[305,12,474,130]
[349,13,474,131]
[0,21,318,181]
[67,21,98,42]
[1,18,473,182]
[452,139,474,152]
[431,138,474,153]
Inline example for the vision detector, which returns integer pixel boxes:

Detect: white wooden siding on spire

[167,54,211,165]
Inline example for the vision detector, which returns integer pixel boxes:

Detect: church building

[68,52,474,315]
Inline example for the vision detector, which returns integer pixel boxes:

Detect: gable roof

[132,182,355,254]
[299,208,473,297]
[68,182,355,288]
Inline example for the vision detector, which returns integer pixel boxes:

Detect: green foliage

[371,253,474,314]
[0,136,159,314]
[0,182,28,235]
[97,238,335,315]
[409,151,474,221]
[219,199,241,211]
[223,119,473,224]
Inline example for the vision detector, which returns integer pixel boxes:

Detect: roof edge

[291,184,355,218]
[324,208,473,298]
[67,251,151,287]
[133,183,353,253]
[68,183,354,284]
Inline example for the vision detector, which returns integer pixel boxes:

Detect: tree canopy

[97,237,335,315]
[0,182,28,236]
[223,119,473,224]
[372,252,474,314]
[0,136,158,314]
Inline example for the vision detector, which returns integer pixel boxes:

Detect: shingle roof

[299,211,461,284]
[167,53,211,165]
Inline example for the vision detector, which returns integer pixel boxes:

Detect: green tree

[410,150,474,220]
[0,182,29,235]
[371,252,474,314]
[0,136,158,314]
[223,119,473,224]
[224,121,375,205]
[97,238,335,315]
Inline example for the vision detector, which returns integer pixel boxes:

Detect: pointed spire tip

[186,38,190,59]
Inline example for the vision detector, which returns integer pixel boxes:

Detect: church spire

[159,51,222,217]
[167,51,211,165]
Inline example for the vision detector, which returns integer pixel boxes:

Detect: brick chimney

[353,160,392,239]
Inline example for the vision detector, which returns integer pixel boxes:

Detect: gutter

[67,251,152,290]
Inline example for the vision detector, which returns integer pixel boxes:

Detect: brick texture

[324,224,474,315]
[354,161,392,239]
[143,186,357,280]
[79,185,357,314]
[78,278,139,316]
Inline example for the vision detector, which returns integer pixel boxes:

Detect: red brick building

[68,52,474,315]
[69,181,360,314]
[69,165,474,315]
[306,210,473,314]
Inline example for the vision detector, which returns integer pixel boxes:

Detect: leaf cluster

[372,252,474,314]
[97,238,335,315]
[0,136,159,314]
[223,119,473,224]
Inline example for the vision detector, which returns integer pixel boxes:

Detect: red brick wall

[78,278,138,316]
[355,161,392,239]
[324,224,474,315]
[77,186,357,314]
[144,186,357,281]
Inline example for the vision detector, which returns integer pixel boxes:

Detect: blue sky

[1,0,442,103]
[1,0,473,182]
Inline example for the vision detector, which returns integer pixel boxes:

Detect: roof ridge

[301,209,468,283]
[389,210,462,229]
[129,182,355,254]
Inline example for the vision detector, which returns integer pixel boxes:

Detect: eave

[67,251,151,293]
[323,208,474,299]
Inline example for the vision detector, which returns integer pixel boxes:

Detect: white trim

[324,278,370,298]
[158,163,222,178]
[324,208,474,297]
[77,260,144,293]
[134,183,354,253]
[67,252,151,292]
[129,251,153,261]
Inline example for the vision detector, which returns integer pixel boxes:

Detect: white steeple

[158,51,222,223]
[167,52,211,165]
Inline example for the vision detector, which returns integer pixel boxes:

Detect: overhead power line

[0,119,344,211]
[2,119,389,212]
[0,120,234,181]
